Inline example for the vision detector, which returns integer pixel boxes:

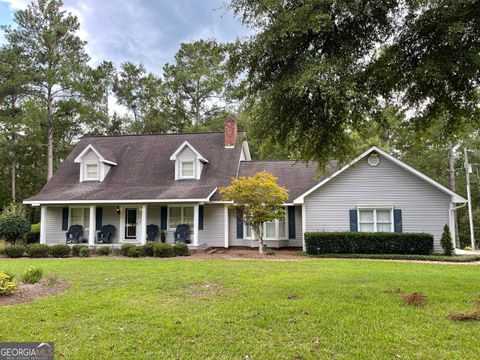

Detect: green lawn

[0,258,479,359]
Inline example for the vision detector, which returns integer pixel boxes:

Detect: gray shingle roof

[237,160,338,202]
[26,132,244,202]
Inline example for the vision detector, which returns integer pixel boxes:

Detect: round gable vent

[368,153,380,167]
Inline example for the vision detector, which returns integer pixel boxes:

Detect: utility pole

[464,148,475,249]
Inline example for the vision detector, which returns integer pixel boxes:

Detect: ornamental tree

[440,224,454,256]
[220,171,288,253]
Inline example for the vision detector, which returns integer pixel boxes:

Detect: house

[24,119,466,253]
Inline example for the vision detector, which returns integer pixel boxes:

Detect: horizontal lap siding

[304,155,450,253]
[45,207,65,243]
[199,204,225,247]
[101,206,120,243]
[288,206,303,247]
[229,209,243,246]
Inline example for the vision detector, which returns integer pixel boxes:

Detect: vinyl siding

[198,204,225,247]
[304,154,451,253]
[228,209,243,246]
[45,207,67,243]
[101,206,120,243]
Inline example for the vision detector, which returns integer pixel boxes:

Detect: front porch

[38,203,220,249]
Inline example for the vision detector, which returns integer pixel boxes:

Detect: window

[70,207,90,230]
[168,206,194,229]
[244,209,287,240]
[358,208,393,232]
[180,161,194,178]
[85,163,98,180]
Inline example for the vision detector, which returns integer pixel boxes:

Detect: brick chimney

[224,118,237,148]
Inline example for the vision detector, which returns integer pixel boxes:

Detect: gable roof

[293,146,467,204]
[73,144,117,165]
[25,132,244,204]
[169,140,208,163]
[238,160,338,203]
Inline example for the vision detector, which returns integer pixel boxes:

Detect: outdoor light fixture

[116,207,121,214]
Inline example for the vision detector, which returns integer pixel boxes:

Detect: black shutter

[95,207,103,231]
[394,209,402,233]
[198,205,204,230]
[349,209,358,232]
[160,206,168,230]
[288,206,296,239]
[62,207,69,230]
[236,209,243,239]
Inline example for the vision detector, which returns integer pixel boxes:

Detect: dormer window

[180,161,194,178]
[85,163,99,181]
[170,140,208,180]
[74,144,117,183]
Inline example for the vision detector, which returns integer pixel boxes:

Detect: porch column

[140,205,147,245]
[40,206,47,245]
[301,203,306,251]
[193,204,199,246]
[88,205,95,246]
[224,204,229,248]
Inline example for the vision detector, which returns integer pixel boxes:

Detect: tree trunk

[11,158,16,203]
[448,142,459,247]
[253,223,264,254]
[47,88,54,180]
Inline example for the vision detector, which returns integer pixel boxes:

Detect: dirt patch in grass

[184,281,222,298]
[447,311,480,321]
[402,292,427,307]
[0,276,68,306]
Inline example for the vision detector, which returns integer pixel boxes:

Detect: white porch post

[88,205,95,246]
[193,204,199,246]
[40,206,47,245]
[301,203,306,251]
[224,204,229,248]
[140,205,147,245]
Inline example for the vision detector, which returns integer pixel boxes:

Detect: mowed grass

[0,258,479,359]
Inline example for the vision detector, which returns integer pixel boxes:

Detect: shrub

[153,243,174,258]
[121,244,136,256]
[0,214,30,245]
[440,224,454,256]
[72,245,88,257]
[78,247,90,257]
[265,248,276,256]
[50,244,71,258]
[173,243,190,257]
[305,232,434,255]
[25,223,41,244]
[21,267,43,284]
[126,245,145,258]
[26,244,50,258]
[96,246,111,256]
[0,271,16,295]
[465,246,472,251]
[142,242,155,257]
[4,245,25,258]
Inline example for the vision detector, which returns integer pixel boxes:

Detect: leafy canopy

[220,171,288,225]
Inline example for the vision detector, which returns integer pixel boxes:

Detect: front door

[125,208,138,239]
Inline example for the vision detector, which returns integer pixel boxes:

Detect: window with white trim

[168,206,194,229]
[85,163,98,180]
[180,161,194,178]
[244,210,287,240]
[358,208,393,232]
[70,207,90,231]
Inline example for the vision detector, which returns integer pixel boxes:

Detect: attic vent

[368,153,380,167]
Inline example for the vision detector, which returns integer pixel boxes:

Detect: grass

[312,253,480,262]
[0,258,479,359]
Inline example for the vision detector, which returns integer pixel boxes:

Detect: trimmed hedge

[4,245,25,258]
[50,244,71,258]
[153,243,174,258]
[26,244,50,258]
[305,232,434,255]
[72,245,88,257]
[173,243,190,257]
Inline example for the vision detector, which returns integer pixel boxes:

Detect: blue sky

[0,0,251,74]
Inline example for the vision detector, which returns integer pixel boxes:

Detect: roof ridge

[82,130,246,139]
